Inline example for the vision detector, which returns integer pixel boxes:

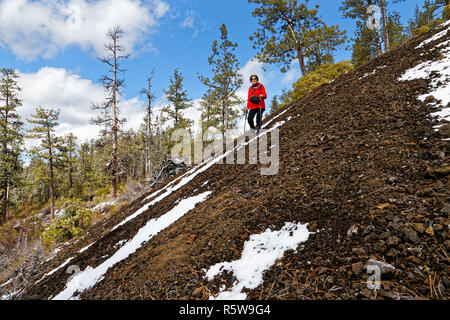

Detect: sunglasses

[251,78,257,81]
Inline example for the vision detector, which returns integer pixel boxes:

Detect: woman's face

[251,77,258,84]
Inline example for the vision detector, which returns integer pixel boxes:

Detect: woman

[247,74,267,133]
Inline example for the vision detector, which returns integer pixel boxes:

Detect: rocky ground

[8,21,450,300]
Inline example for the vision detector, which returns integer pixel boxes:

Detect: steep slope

[19,21,450,300]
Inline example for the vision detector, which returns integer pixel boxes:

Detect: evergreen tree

[386,11,407,50]
[59,133,78,193]
[20,157,49,208]
[155,110,168,168]
[340,0,406,62]
[198,88,221,140]
[27,107,62,221]
[91,25,129,200]
[269,95,281,112]
[303,25,347,72]
[0,68,24,225]
[409,0,448,35]
[248,0,346,76]
[351,20,379,65]
[77,142,96,198]
[199,24,243,141]
[271,88,295,111]
[162,68,193,132]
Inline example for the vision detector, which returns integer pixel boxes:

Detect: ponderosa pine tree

[199,88,221,136]
[59,133,77,193]
[162,68,193,132]
[351,21,378,65]
[0,68,24,225]
[248,0,346,76]
[27,107,62,221]
[199,24,243,141]
[340,0,405,57]
[91,25,129,200]
[409,0,449,35]
[385,11,408,50]
[162,68,194,156]
[303,25,347,72]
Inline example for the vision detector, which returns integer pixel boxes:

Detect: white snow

[399,21,450,134]
[114,240,127,248]
[399,47,450,107]
[416,22,450,49]
[359,65,386,80]
[205,222,311,300]
[52,191,212,300]
[92,200,117,212]
[78,243,94,253]
[36,257,74,284]
[55,209,65,217]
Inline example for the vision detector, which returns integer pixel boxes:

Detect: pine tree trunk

[146,89,152,180]
[381,0,390,52]
[68,150,73,191]
[286,23,307,76]
[1,179,7,225]
[49,154,55,221]
[5,181,9,222]
[373,29,383,56]
[1,99,9,225]
[111,36,118,200]
[297,48,307,77]
[367,0,383,56]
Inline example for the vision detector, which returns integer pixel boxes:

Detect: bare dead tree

[140,68,155,181]
[0,249,42,300]
[90,25,129,199]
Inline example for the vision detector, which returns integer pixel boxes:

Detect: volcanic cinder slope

[18,20,450,300]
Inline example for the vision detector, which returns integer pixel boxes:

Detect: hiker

[247,74,267,133]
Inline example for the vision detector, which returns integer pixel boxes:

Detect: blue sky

[0,0,425,147]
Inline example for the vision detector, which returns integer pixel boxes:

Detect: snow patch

[205,222,311,300]
[78,243,94,253]
[36,257,74,284]
[359,65,386,80]
[399,24,450,133]
[416,22,450,49]
[53,191,212,300]
[92,200,117,212]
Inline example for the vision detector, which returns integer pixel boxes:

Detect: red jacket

[247,83,267,110]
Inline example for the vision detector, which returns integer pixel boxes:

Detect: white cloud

[180,10,195,29]
[179,10,208,38]
[0,0,170,61]
[281,63,301,84]
[17,67,145,150]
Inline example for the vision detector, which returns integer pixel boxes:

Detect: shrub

[292,61,353,101]
[413,25,431,36]
[42,198,93,247]
[95,185,111,200]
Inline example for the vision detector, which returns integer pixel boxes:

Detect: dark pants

[248,108,264,130]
